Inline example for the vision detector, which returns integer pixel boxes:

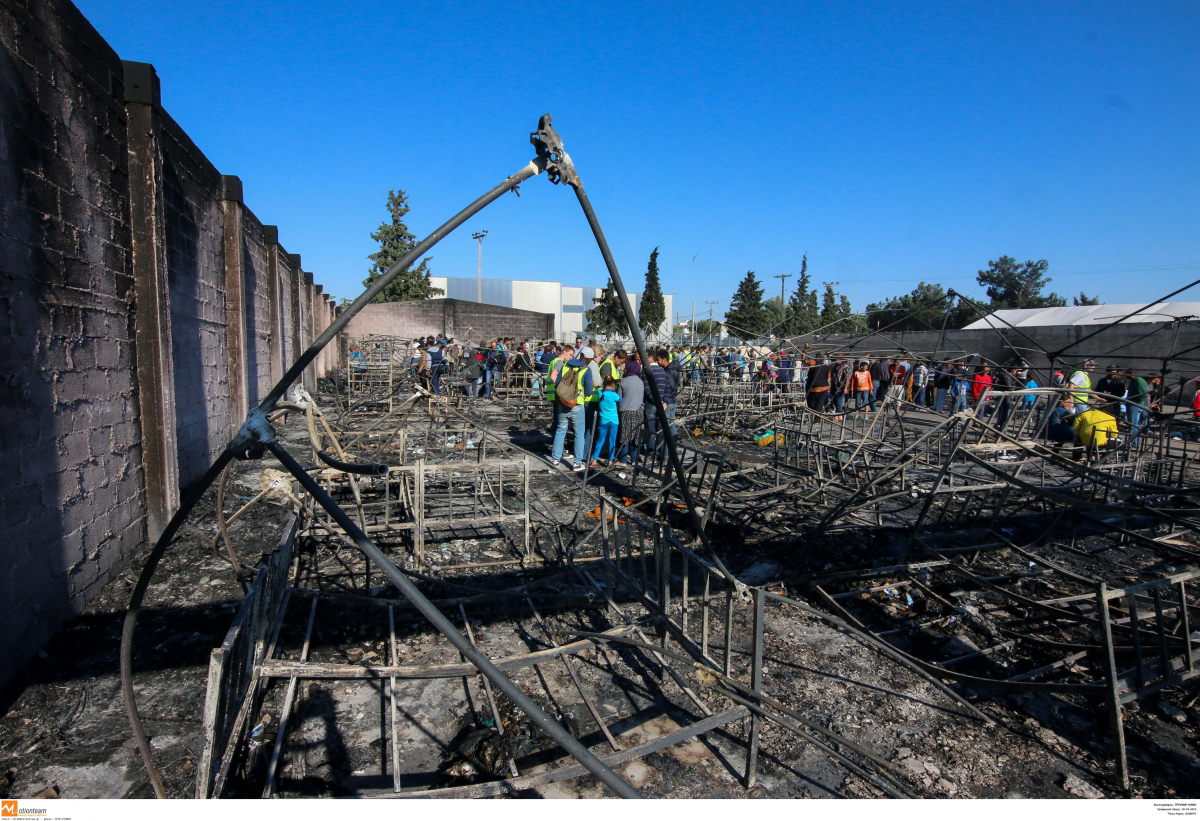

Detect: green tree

[694,318,722,339]
[725,271,768,340]
[866,281,972,332]
[639,247,666,336]
[585,277,630,337]
[976,256,1064,310]
[1073,291,1100,306]
[782,255,820,336]
[816,282,854,333]
[362,189,443,302]
[763,295,786,329]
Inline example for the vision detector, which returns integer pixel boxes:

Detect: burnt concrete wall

[340,298,555,355]
[240,209,270,406]
[0,0,144,692]
[0,0,335,690]
[161,112,231,488]
[787,322,1200,398]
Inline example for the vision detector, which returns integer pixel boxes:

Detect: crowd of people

[372,334,1174,466]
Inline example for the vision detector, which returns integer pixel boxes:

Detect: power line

[681,261,1200,285]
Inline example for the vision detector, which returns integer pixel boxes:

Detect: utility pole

[773,273,791,339]
[705,300,718,346]
[691,300,695,345]
[665,292,677,344]
[472,230,488,302]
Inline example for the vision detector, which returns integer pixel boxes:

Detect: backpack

[556,365,585,408]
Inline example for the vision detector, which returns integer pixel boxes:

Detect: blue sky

[80,0,1200,318]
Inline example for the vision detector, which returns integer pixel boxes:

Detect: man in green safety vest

[545,345,572,433]
[598,349,626,383]
[1069,359,1096,411]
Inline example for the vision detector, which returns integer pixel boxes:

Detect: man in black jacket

[870,358,890,403]
[933,363,954,412]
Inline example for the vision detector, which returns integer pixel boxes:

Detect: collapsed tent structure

[5,113,1199,802]
[126,118,1200,800]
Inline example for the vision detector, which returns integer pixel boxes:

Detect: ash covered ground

[2,397,1198,800]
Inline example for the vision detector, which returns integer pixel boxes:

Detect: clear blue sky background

[79,0,1199,320]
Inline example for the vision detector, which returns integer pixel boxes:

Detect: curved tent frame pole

[121,141,642,799]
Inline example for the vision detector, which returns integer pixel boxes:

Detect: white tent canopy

[962,303,1200,330]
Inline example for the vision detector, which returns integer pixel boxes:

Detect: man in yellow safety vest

[545,345,572,433]
[1069,359,1096,411]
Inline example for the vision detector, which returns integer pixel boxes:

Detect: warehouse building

[428,276,673,342]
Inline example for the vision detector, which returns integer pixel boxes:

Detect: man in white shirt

[888,358,910,401]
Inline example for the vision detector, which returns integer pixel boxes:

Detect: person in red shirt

[970,365,993,405]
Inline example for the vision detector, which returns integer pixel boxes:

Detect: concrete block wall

[0,0,336,691]
[268,232,296,372]
[239,204,271,406]
[0,0,146,690]
[160,111,231,489]
[339,298,556,361]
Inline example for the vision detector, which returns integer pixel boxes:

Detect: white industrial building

[428,276,673,342]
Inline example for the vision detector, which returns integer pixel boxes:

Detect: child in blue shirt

[590,377,622,467]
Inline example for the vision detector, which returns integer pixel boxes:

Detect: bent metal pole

[120,153,585,798]
[529,114,746,596]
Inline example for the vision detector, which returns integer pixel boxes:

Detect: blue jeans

[914,385,926,407]
[592,421,618,461]
[468,377,481,397]
[934,387,948,412]
[833,392,846,413]
[430,366,443,394]
[953,389,969,413]
[855,390,876,412]
[553,403,585,463]
[1129,406,1147,443]
[645,402,677,455]
[484,368,497,397]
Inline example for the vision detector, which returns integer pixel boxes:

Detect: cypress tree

[819,282,856,332]
[783,254,819,335]
[725,271,767,340]
[363,189,443,302]
[639,247,666,337]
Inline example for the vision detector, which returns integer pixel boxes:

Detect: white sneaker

[549,458,561,467]
[572,462,586,472]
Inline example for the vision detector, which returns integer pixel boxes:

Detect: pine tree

[1073,291,1100,306]
[976,256,1064,310]
[725,271,767,340]
[363,189,443,302]
[639,247,666,337]
[819,282,856,332]
[585,277,630,337]
[782,254,819,335]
